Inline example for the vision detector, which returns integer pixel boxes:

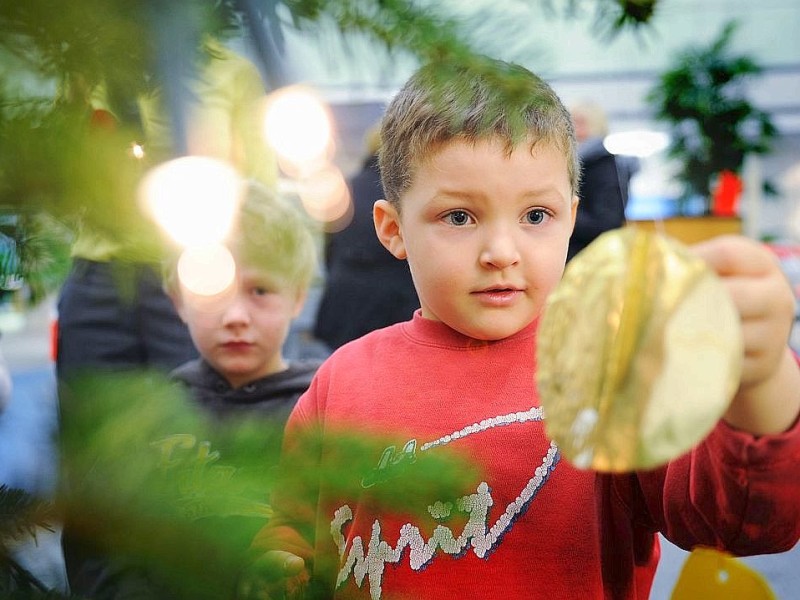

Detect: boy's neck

[412,311,539,345]
[204,358,289,390]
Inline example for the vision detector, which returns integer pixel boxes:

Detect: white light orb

[140,156,242,248]
[177,244,236,297]
[296,165,351,223]
[130,142,145,159]
[263,86,333,172]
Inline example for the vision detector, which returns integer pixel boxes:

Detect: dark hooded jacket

[171,357,321,423]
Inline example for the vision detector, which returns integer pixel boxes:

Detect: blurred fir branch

[0,0,244,96]
[51,371,475,599]
[0,560,62,599]
[0,486,55,542]
[0,0,658,306]
[541,0,659,40]
[0,211,72,307]
[595,0,659,32]
[0,486,60,596]
[0,1,247,308]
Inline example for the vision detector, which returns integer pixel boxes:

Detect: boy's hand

[691,235,800,435]
[692,235,794,388]
[237,550,306,600]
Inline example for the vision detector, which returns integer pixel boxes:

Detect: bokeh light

[263,85,333,175]
[177,243,236,297]
[139,156,242,248]
[130,142,145,160]
[603,130,670,158]
[295,165,352,224]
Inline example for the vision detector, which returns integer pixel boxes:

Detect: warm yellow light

[296,165,351,223]
[263,86,333,173]
[140,156,242,248]
[131,142,145,159]
[177,244,236,297]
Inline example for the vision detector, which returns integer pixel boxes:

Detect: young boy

[244,59,800,599]
[168,180,322,425]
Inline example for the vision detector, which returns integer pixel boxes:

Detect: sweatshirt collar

[400,310,538,350]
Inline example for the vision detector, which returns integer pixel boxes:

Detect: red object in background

[50,317,58,363]
[711,170,743,217]
[89,108,117,131]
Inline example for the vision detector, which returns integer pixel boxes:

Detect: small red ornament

[711,170,743,217]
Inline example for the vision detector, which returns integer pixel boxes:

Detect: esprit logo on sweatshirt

[331,407,559,600]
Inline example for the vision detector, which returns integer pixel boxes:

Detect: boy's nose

[221,297,251,327]
[479,229,521,270]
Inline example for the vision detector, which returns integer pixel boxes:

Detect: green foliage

[0,0,660,304]
[55,371,275,599]
[0,369,477,598]
[0,1,243,94]
[0,486,59,595]
[0,486,55,543]
[50,371,476,599]
[0,211,72,307]
[646,20,778,208]
[553,0,660,39]
[0,1,252,309]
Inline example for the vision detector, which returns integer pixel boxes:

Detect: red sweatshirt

[257,313,800,599]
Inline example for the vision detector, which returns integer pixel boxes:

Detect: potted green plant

[646,20,777,216]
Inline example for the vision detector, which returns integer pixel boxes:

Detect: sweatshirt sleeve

[636,414,800,555]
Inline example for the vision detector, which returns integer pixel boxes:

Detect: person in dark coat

[567,101,638,262]
[313,125,419,350]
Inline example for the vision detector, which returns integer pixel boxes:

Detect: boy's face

[375,138,577,341]
[173,264,305,389]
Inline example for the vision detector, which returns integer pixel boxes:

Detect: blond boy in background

[168,180,321,424]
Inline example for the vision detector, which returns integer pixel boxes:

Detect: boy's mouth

[473,286,524,305]
[222,340,254,350]
[474,283,523,294]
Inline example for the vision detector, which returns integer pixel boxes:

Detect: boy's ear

[292,288,308,318]
[373,199,407,259]
[570,195,579,231]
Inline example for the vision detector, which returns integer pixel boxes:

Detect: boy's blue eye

[525,209,546,225]
[445,210,471,226]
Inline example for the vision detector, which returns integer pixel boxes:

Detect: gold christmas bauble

[537,228,742,472]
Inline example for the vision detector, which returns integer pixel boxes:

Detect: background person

[163,180,322,594]
[313,124,419,350]
[168,180,322,426]
[567,100,638,261]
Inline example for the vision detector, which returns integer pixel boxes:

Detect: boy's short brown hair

[379,57,580,206]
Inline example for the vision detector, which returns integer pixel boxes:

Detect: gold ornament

[537,228,742,472]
